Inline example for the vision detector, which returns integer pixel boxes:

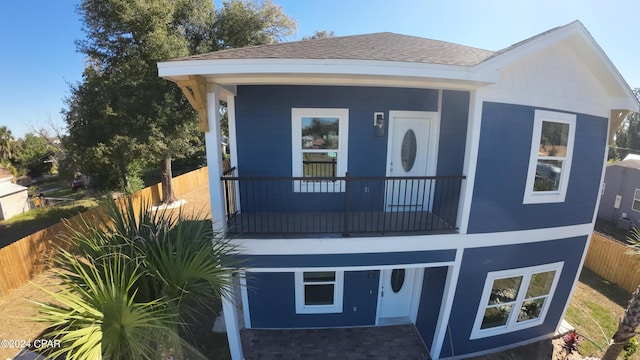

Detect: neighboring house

[598,154,640,229]
[158,21,638,359]
[0,165,28,221]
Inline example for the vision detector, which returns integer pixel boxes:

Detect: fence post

[343,172,350,237]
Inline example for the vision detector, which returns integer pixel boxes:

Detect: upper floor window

[292,108,349,192]
[470,262,563,339]
[523,110,576,204]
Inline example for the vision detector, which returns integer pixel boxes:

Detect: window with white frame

[523,110,576,204]
[633,189,640,212]
[294,271,344,314]
[292,108,349,192]
[470,262,563,339]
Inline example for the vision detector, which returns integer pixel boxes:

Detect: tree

[302,30,336,40]
[65,0,296,202]
[35,198,237,359]
[214,0,296,49]
[12,133,55,178]
[611,88,640,161]
[0,126,14,160]
[601,228,640,360]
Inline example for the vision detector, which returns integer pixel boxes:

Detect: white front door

[378,268,416,324]
[385,111,439,211]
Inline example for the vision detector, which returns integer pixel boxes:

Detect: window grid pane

[301,117,339,150]
[488,276,522,305]
[303,271,336,283]
[304,284,335,305]
[517,298,546,322]
[525,271,556,298]
[481,305,513,329]
[539,121,569,157]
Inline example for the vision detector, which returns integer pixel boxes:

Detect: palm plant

[601,227,640,360]
[34,197,238,359]
[0,125,13,160]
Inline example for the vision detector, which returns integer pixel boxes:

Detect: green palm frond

[35,196,239,359]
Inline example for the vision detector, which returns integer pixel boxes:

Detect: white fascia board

[158,58,497,85]
[230,223,594,256]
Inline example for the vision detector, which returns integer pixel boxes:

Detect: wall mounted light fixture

[374,112,384,137]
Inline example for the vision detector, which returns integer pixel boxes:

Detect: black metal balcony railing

[221,169,465,236]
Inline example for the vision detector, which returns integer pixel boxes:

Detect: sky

[1,0,639,138]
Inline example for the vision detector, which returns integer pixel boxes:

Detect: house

[0,165,29,221]
[158,21,638,359]
[598,154,640,229]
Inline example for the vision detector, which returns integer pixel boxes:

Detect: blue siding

[237,249,456,268]
[416,267,448,349]
[440,236,586,357]
[468,103,607,233]
[247,270,380,328]
[434,90,470,225]
[236,85,439,177]
[234,85,444,213]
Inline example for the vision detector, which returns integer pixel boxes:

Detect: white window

[292,108,349,192]
[633,189,640,212]
[470,262,563,339]
[294,271,344,314]
[523,110,576,204]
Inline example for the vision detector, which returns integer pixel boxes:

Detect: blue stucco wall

[440,236,586,357]
[233,85,468,214]
[467,102,607,233]
[416,267,448,349]
[247,270,380,328]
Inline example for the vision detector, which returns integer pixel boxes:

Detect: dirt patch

[0,271,59,359]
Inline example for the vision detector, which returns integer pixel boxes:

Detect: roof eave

[157,58,497,89]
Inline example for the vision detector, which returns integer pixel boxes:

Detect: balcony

[221,168,465,237]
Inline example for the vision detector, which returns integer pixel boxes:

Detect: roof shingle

[171,32,495,67]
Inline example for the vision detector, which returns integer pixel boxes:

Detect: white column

[205,85,228,232]
[222,274,244,360]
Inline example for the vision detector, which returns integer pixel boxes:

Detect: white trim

[239,272,251,329]
[469,262,564,340]
[409,268,424,323]
[158,58,497,85]
[230,223,594,256]
[431,252,463,359]
[227,96,241,213]
[222,273,244,360]
[205,86,228,232]
[523,110,576,204]
[458,89,482,234]
[291,108,349,192]
[294,271,344,314]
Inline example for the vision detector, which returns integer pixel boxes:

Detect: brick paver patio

[240,325,430,360]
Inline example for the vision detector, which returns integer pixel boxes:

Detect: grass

[0,177,101,248]
[565,267,640,359]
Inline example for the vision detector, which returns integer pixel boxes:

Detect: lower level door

[378,268,416,324]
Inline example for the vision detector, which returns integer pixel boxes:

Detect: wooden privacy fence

[585,232,640,294]
[0,166,210,297]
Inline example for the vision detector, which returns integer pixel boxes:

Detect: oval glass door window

[391,269,406,293]
[401,130,417,172]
